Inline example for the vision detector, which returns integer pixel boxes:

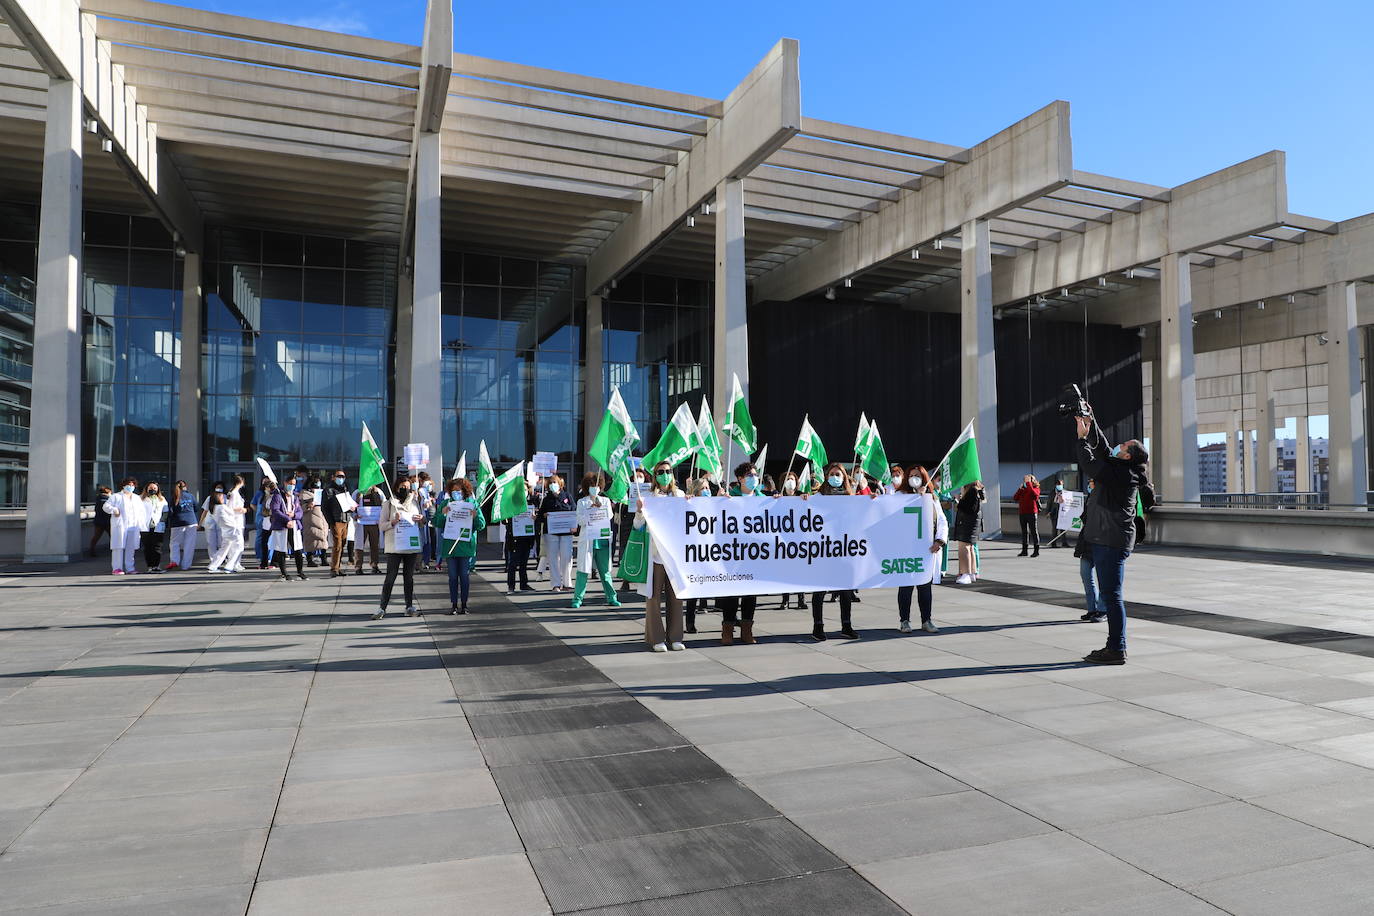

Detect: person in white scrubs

[102,478,149,575]
[206,475,249,573]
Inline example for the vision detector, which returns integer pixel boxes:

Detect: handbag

[615,526,649,583]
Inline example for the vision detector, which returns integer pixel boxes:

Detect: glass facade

[203,227,396,480]
[440,252,584,480]
[0,202,36,506]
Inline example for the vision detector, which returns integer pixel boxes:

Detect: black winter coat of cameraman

[1075,426,1155,553]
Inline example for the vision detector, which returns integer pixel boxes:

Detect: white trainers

[955,574,973,585]
[898,620,912,633]
[651,642,668,653]
[922,620,939,633]
[371,608,386,620]
[205,566,220,573]
[669,642,685,651]
[405,605,420,617]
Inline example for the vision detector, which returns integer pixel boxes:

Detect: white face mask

[892,476,903,488]
[549,483,560,495]
[588,486,600,498]
[783,479,796,493]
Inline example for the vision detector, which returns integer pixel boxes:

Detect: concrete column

[712,178,748,433]
[1149,356,1162,459]
[393,272,413,455]
[1157,253,1200,503]
[25,78,83,563]
[1242,430,1257,494]
[410,129,443,477]
[1326,281,1368,507]
[960,218,1001,531]
[175,251,202,488]
[1295,415,1311,493]
[1226,412,1243,494]
[583,293,605,456]
[1256,370,1278,492]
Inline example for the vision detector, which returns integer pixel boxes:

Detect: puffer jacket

[1076,427,1155,553]
[300,495,330,551]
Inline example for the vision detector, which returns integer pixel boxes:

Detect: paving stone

[492,746,730,804]
[1,883,254,916]
[1191,849,1374,915]
[0,768,83,810]
[467,699,659,738]
[1074,801,1358,887]
[1149,745,1372,797]
[59,753,288,802]
[1249,775,1374,844]
[247,853,550,916]
[571,868,905,915]
[92,727,298,766]
[911,736,1133,789]
[478,720,688,766]
[985,767,1229,828]
[791,790,1053,865]
[740,756,967,816]
[274,767,503,825]
[528,817,842,912]
[284,742,483,782]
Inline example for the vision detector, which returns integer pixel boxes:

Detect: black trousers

[896,583,933,623]
[272,550,305,576]
[141,530,163,569]
[380,553,417,609]
[507,536,534,589]
[812,591,851,629]
[1019,514,1040,550]
[718,596,756,624]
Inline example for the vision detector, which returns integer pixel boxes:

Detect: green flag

[797,460,813,494]
[724,373,757,454]
[474,440,495,505]
[753,443,768,478]
[861,421,891,487]
[589,388,641,503]
[794,415,828,471]
[936,420,982,499]
[491,461,529,522]
[358,421,388,495]
[641,402,701,470]
[853,413,871,461]
[696,398,723,476]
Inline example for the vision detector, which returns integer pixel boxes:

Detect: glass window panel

[256,397,302,463]
[256,334,302,397]
[535,353,573,409]
[535,411,573,457]
[83,315,117,385]
[677,278,708,307]
[84,212,129,247]
[342,400,386,449]
[262,231,304,266]
[299,398,348,463]
[534,285,574,351]
[127,250,176,317]
[207,395,253,462]
[643,274,675,305]
[441,249,462,285]
[459,408,499,461]
[206,330,251,395]
[441,408,459,465]
[343,271,391,335]
[441,350,459,406]
[301,335,345,397]
[304,235,346,268]
[129,216,172,249]
[501,257,536,288]
[460,286,502,350]
[302,268,345,329]
[123,385,174,460]
[0,203,38,241]
[259,266,302,333]
[216,227,261,265]
[607,272,642,301]
[676,304,708,367]
[496,409,529,465]
[83,247,128,318]
[501,288,538,349]
[641,305,674,365]
[464,253,499,285]
[441,285,460,345]
[81,380,116,467]
[343,340,386,400]
[121,319,180,386]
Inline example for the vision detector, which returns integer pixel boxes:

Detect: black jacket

[321,483,352,525]
[537,490,574,534]
[1076,427,1155,553]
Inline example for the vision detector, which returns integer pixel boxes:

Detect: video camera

[1057,383,1092,419]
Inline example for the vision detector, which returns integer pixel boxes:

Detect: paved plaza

[2,542,1374,914]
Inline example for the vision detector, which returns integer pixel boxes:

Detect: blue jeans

[1090,544,1129,652]
[1079,556,1101,615]
[447,554,471,607]
[255,526,270,565]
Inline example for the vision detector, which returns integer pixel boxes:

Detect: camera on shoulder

[1057,383,1091,419]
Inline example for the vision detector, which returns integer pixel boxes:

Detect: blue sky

[184,0,1371,221]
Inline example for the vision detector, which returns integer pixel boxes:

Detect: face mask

[398,486,409,495]
[892,476,903,487]
[744,475,758,492]
[284,483,296,491]
[149,489,159,496]
[450,490,461,499]
[655,473,671,487]
[423,483,432,492]
[123,485,134,493]
[549,483,561,495]
[294,481,303,492]
[827,475,842,488]
[334,477,345,486]
[783,479,796,493]
[588,486,600,497]
[1055,484,1063,492]
[1110,445,1123,458]
[214,488,224,494]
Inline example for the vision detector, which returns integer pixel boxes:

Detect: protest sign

[532,451,558,477]
[443,503,474,541]
[512,512,536,538]
[546,511,576,535]
[638,494,935,599]
[1057,491,1085,531]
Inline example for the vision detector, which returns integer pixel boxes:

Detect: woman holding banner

[434,477,484,614]
[895,465,947,633]
[537,475,575,592]
[810,464,860,642]
[635,460,686,652]
[371,476,424,620]
[570,472,622,609]
[773,471,808,611]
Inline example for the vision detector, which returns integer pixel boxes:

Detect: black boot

[1032,546,1040,557]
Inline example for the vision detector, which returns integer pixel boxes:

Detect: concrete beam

[754,101,1072,303]
[961,218,1002,532]
[995,151,1288,304]
[584,38,801,297]
[1326,281,1368,507]
[401,0,452,259]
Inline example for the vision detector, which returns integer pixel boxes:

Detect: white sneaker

[405,605,420,617]
[955,574,973,585]
[205,566,220,573]
[669,642,685,651]
[232,566,246,572]
[898,620,912,633]
[371,608,386,620]
[651,642,668,653]
[922,620,939,633]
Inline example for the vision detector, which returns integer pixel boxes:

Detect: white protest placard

[403,442,430,468]
[356,504,381,526]
[583,505,611,541]
[443,503,474,541]
[511,511,536,538]
[639,494,935,599]
[626,481,647,511]
[393,516,422,552]
[1057,491,1085,531]
[546,511,576,535]
[532,451,558,477]
[334,491,357,513]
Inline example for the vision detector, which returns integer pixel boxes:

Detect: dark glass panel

[127,250,177,317]
[302,268,346,330]
[501,287,538,350]
[84,212,129,247]
[259,266,302,333]
[82,247,128,318]
[501,256,536,288]
[441,285,461,345]
[122,384,175,460]
[641,305,674,365]
[300,334,345,398]
[262,230,304,266]
[129,216,172,249]
[304,235,346,268]
[643,274,675,305]
[343,270,390,335]
[0,202,38,241]
[464,253,500,286]
[460,286,502,350]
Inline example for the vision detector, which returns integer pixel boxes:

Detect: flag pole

[783,414,802,484]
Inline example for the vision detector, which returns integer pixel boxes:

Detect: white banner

[532,451,558,476]
[639,494,935,599]
[1057,491,1085,531]
[546,511,576,535]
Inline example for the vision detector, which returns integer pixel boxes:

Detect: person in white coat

[634,460,685,652]
[206,475,249,573]
[102,478,149,575]
[895,465,947,633]
[372,477,424,620]
[569,472,621,609]
[199,481,226,562]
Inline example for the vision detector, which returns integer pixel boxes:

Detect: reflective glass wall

[439,253,584,480]
[0,203,37,505]
[203,228,396,480]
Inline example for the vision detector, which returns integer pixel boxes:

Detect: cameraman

[1074,414,1155,665]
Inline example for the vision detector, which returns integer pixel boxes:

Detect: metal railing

[0,356,32,383]
[0,423,29,446]
[1200,492,1373,511]
[0,287,35,317]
